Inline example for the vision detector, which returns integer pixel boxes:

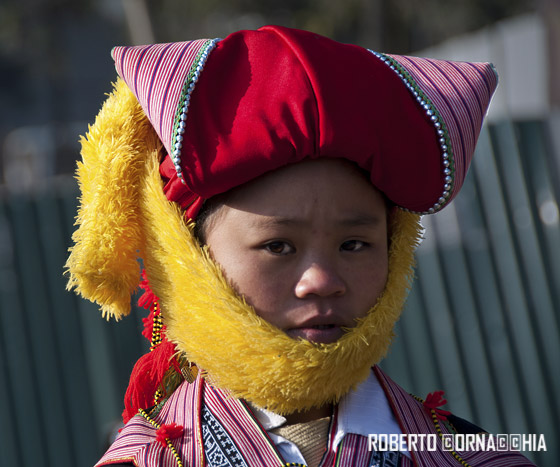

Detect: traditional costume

[66,25,535,466]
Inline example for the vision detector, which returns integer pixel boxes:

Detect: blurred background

[0,0,558,466]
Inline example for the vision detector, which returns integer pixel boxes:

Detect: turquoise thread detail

[171,38,220,184]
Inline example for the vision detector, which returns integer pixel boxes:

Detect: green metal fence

[0,180,148,467]
[384,119,560,466]
[1,119,558,466]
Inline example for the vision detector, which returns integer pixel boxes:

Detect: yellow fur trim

[139,155,422,414]
[66,78,422,411]
[65,78,160,319]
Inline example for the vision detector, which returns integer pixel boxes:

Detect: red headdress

[112,25,497,218]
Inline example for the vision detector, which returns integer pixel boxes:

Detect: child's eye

[264,241,295,255]
[340,240,368,252]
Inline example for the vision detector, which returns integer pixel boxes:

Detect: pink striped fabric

[96,373,205,466]
[375,367,536,467]
[95,415,174,466]
[154,371,205,466]
[97,367,534,466]
[382,53,498,205]
[112,39,213,155]
[334,434,375,466]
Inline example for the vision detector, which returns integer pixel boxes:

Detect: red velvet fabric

[160,25,442,216]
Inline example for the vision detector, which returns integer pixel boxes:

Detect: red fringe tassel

[155,423,184,447]
[122,270,181,424]
[423,390,451,421]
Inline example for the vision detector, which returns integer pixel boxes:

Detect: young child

[66,25,535,466]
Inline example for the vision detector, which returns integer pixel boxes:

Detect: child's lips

[286,324,345,343]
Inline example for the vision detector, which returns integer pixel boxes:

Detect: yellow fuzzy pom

[65,78,161,319]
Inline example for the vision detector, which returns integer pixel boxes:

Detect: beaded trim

[171,38,220,184]
[411,394,472,467]
[149,300,164,405]
[369,50,455,214]
[138,408,184,467]
[150,300,163,351]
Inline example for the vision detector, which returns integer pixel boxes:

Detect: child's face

[204,158,389,344]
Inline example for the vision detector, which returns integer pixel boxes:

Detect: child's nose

[294,262,346,298]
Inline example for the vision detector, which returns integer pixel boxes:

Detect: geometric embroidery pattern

[201,405,249,467]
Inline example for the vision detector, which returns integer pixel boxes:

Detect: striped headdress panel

[382,53,498,206]
[112,39,218,160]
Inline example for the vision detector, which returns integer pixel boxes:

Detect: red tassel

[141,313,154,342]
[139,270,159,342]
[122,340,178,424]
[423,390,451,421]
[138,270,157,309]
[155,423,184,447]
[122,270,183,424]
